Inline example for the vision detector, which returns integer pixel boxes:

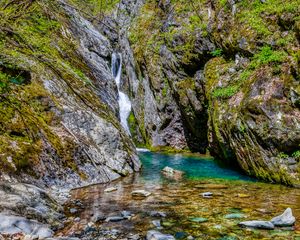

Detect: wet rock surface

[146,230,175,240]
[0,214,53,238]
[238,220,275,230]
[271,208,296,227]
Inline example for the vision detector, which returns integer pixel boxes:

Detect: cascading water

[111,53,132,135]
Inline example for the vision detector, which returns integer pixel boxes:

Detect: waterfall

[111,53,132,135]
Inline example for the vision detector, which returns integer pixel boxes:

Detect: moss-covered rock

[127,0,300,184]
[0,0,140,188]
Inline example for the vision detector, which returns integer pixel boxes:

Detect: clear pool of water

[59,152,300,240]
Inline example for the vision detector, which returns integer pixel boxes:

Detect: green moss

[67,0,120,17]
[249,46,288,69]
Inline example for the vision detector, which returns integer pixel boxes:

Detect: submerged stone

[201,192,213,198]
[238,220,274,229]
[146,230,175,240]
[175,232,188,239]
[271,208,296,227]
[237,193,250,198]
[105,216,124,222]
[161,166,184,180]
[104,187,118,193]
[225,213,245,219]
[195,184,228,189]
[131,190,151,197]
[189,217,208,223]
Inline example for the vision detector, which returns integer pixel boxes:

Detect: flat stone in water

[161,166,184,180]
[238,220,274,229]
[105,216,124,222]
[146,230,175,240]
[189,217,208,223]
[195,184,228,189]
[271,208,296,227]
[131,190,151,197]
[225,213,245,219]
[104,187,118,193]
[237,193,250,198]
[201,192,213,198]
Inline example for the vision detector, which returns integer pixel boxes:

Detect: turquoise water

[138,151,254,182]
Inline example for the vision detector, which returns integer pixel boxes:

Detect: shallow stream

[59,152,300,240]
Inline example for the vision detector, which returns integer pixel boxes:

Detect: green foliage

[212,85,239,98]
[211,49,223,57]
[219,0,228,7]
[292,150,300,160]
[237,0,299,36]
[249,46,288,69]
[68,0,120,17]
[278,152,289,159]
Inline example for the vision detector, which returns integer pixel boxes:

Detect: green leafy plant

[211,49,223,57]
[278,152,289,159]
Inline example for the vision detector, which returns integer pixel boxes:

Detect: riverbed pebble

[146,230,175,240]
[201,192,213,198]
[69,208,78,214]
[131,190,151,197]
[149,211,167,217]
[238,220,275,229]
[104,187,118,193]
[121,210,132,219]
[105,216,124,222]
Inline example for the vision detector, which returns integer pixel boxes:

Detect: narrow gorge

[0,0,299,239]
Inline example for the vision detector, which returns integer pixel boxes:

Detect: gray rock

[0,214,53,238]
[271,208,296,227]
[150,211,167,218]
[91,214,106,223]
[121,211,132,219]
[152,220,162,228]
[146,230,175,240]
[238,220,274,229]
[201,192,213,198]
[69,208,78,214]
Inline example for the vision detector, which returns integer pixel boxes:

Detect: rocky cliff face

[0,0,140,190]
[126,0,300,185]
